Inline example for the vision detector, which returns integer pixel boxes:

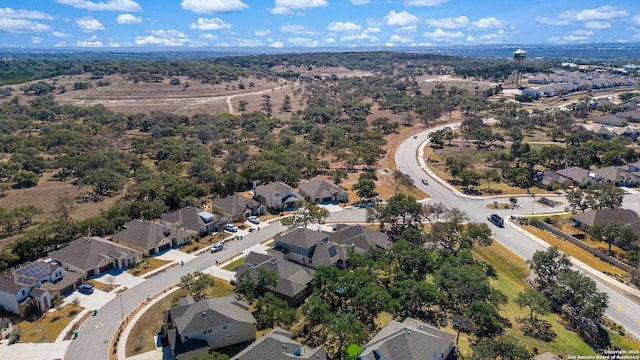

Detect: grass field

[16,304,82,343]
[471,242,640,358]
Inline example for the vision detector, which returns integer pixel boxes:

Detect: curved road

[396,124,640,340]
[65,126,640,359]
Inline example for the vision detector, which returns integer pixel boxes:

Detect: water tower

[513,48,527,86]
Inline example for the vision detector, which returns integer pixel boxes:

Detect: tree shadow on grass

[519,317,557,342]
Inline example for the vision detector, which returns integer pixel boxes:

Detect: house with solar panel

[0,260,78,316]
[269,228,348,269]
[160,206,227,237]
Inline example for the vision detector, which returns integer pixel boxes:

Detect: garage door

[158,242,171,252]
[98,262,114,274]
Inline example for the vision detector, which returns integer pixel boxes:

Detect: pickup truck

[487,214,504,227]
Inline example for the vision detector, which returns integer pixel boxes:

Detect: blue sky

[1,0,639,49]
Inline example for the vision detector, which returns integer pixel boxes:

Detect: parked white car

[247,216,260,224]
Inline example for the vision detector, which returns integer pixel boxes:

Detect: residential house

[359,318,456,360]
[571,209,640,249]
[593,114,625,127]
[111,220,192,256]
[591,166,640,186]
[298,179,349,204]
[590,124,614,140]
[531,170,573,191]
[611,126,638,141]
[521,88,541,98]
[626,161,640,173]
[328,224,392,254]
[590,98,616,111]
[234,251,315,306]
[163,295,257,360]
[0,261,70,316]
[49,236,142,278]
[233,327,329,360]
[254,182,302,212]
[161,206,227,236]
[616,110,640,123]
[211,195,265,223]
[271,228,348,269]
[555,167,597,187]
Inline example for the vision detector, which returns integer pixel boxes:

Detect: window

[308,259,312,264]
[223,325,227,330]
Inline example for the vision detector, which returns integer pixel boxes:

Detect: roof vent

[202,312,206,316]
[408,330,412,335]
[283,344,287,349]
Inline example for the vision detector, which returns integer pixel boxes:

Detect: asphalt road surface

[397,125,640,340]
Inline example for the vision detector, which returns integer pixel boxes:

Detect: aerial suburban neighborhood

[2,3,640,359]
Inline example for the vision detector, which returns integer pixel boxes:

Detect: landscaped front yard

[15,304,83,343]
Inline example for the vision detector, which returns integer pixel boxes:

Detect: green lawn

[472,242,640,357]
[223,256,246,271]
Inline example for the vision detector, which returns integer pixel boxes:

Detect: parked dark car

[78,284,94,294]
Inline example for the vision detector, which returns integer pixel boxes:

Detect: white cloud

[76,17,105,32]
[472,17,505,29]
[200,33,218,39]
[269,7,293,15]
[572,29,593,36]
[32,36,42,44]
[287,37,320,47]
[0,19,51,33]
[116,13,142,24]
[584,21,610,29]
[396,25,417,34]
[135,34,192,46]
[55,0,141,12]
[562,35,589,42]
[632,15,640,25]
[559,5,628,22]
[425,16,469,29]
[385,42,395,47]
[327,21,361,32]
[476,32,508,44]
[534,17,571,26]
[404,0,448,5]
[323,37,335,43]
[150,29,188,38]
[55,41,67,47]
[275,0,327,10]
[466,34,475,42]
[339,33,378,42]
[364,27,381,33]
[0,8,54,20]
[280,24,319,35]
[52,31,72,37]
[271,41,284,47]
[411,41,433,46]
[350,0,370,4]
[189,18,232,31]
[255,29,271,36]
[384,11,419,26]
[233,38,264,46]
[77,40,104,47]
[180,0,247,14]
[389,34,413,43]
[423,28,464,41]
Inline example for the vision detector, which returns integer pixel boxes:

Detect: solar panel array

[17,276,36,286]
[328,245,338,257]
[15,262,50,279]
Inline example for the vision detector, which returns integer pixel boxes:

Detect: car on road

[247,216,260,224]
[413,135,418,139]
[421,179,428,185]
[78,284,94,294]
[224,224,238,232]
[211,242,224,253]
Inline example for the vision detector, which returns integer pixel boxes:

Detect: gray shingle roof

[572,208,640,227]
[49,236,141,272]
[329,224,392,251]
[112,220,191,251]
[233,327,329,360]
[274,228,328,250]
[298,179,346,201]
[212,195,262,218]
[161,206,224,233]
[256,182,297,198]
[168,296,256,337]
[556,167,593,184]
[360,318,455,360]
[234,252,314,298]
